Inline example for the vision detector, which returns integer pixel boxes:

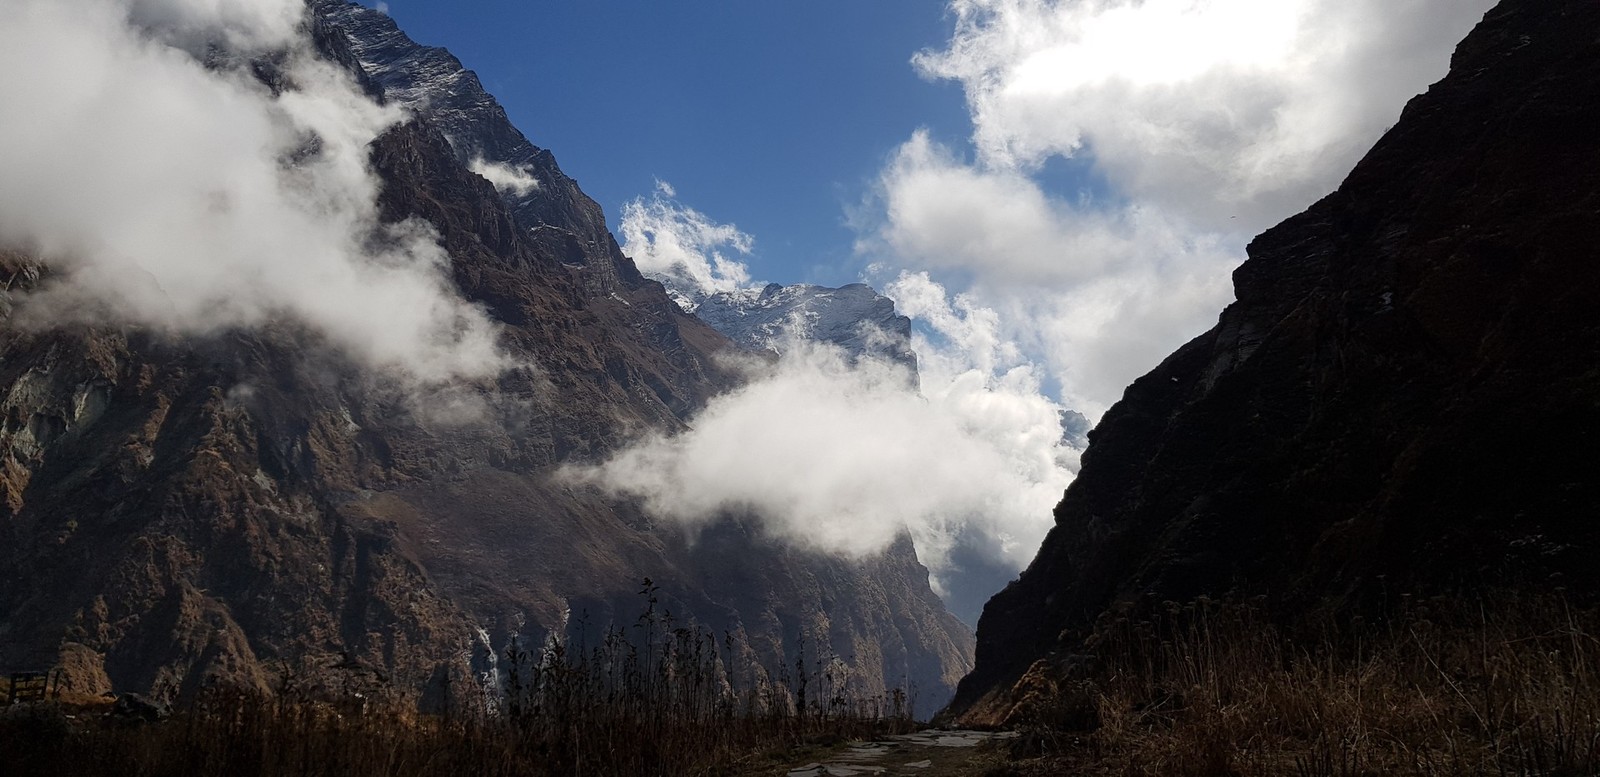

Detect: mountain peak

[685,280,920,376]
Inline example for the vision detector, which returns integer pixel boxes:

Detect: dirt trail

[776,730,1017,776]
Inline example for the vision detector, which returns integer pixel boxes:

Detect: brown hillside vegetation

[995,593,1600,777]
[0,604,918,777]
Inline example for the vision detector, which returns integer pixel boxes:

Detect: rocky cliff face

[0,1,972,718]
[952,0,1600,723]
[311,0,642,297]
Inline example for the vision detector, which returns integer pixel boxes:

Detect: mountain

[950,0,1600,723]
[0,1,972,719]
[684,281,919,375]
[311,0,640,298]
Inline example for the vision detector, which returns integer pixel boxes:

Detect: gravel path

[778,730,1017,776]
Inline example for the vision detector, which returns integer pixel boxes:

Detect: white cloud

[125,0,304,52]
[857,0,1495,418]
[859,133,1238,417]
[470,157,541,196]
[566,329,1076,596]
[864,131,1198,287]
[618,181,754,308]
[917,0,1496,231]
[0,0,505,385]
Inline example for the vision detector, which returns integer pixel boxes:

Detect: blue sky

[367,0,974,285]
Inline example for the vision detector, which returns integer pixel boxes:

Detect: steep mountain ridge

[952,0,1600,723]
[312,0,641,297]
[0,2,973,718]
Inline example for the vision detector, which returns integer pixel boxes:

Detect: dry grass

[0,581,914,776]
[1003,591,1600,776]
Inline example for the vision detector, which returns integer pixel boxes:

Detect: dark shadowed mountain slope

[951,0,1600,724]
[0,3,972,718]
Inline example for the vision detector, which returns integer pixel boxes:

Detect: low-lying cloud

[470,157,541,196]
[588,185,1078,614]
[0,0,504,385]
[567,335,1075,603]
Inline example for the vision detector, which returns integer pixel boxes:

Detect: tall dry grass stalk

[1006,591,1600,777]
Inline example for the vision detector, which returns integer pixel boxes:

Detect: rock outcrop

[951,0,1600,723]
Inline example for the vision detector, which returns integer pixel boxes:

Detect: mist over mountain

[623,267,1080,628]
[571,182,1084,626]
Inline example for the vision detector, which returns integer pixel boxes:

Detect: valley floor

[772,730,1017,776]
[4,590,1595,777]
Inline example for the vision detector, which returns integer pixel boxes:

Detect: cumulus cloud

[618,181,754,308]
[858,0,1494,417]
[917,0,1497,231]
[867,131,1215,288]
[859,133,1240,416]
[0,0,505,385]
[470,157,541,196]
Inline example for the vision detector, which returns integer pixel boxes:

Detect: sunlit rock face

[952,0,1600,724]
[0,1,974,719]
